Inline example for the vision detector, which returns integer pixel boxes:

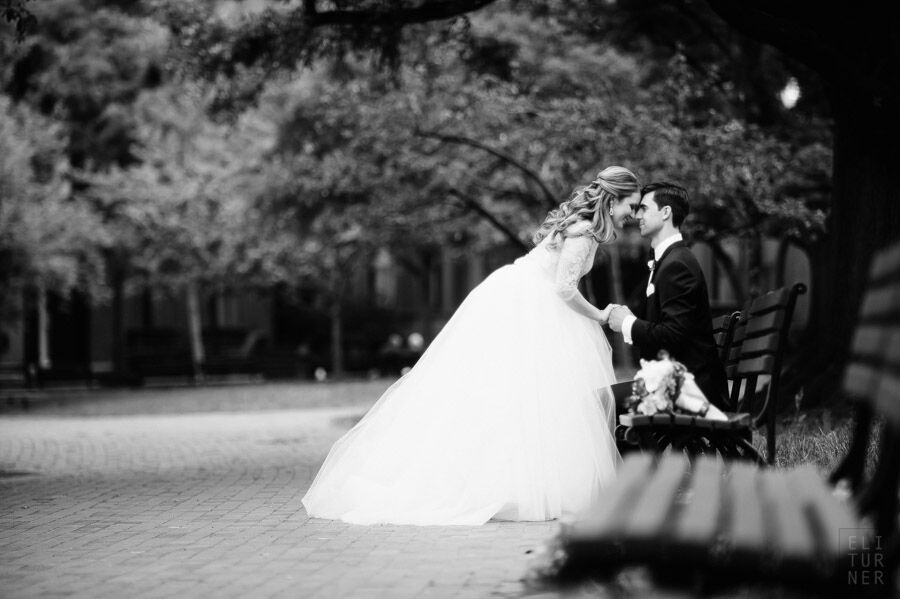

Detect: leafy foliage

[0,96,107,318]
[244,9,830,262]
[0,0,834,333]
[1,0,169,169]
[83,85,302,293]
[3,0,37,41]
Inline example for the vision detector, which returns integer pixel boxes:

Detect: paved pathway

[0,382,569,599]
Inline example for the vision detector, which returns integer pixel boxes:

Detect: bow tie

[647,259,657,272]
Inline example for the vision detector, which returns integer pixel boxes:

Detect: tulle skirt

[301,256,622,525]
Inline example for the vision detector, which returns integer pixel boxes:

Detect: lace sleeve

[554,231,596,300]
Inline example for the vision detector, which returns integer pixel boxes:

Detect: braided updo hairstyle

[532,166,639,248]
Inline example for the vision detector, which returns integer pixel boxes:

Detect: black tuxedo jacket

[630,241,729,407]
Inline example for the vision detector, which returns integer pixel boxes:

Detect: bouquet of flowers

[626,351,727,420]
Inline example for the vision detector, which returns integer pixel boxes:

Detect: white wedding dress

[302,221,621,525]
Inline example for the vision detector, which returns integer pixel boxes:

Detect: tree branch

[305,0,499,27]
[447,188,528,251]
[417,129,558,209]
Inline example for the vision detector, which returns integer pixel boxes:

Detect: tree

[0,95,107,370]
[269,13,821,237]
[6,1,870,395]
[591,0,899,394]
[85,85,302,380]
[0,95,107,308]
[229,9,826,373]
[698,1,900,398]
[1,0,169,169]
[155,0,884,400]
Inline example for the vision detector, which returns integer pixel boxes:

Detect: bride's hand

[598,304,616,325]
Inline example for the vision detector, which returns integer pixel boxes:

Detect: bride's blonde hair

[533,166,639,247]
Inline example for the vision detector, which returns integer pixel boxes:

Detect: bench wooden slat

[689,413,750,429]
[618,412,750,430]
[712,314,732,333]
[859,287,899,319]
[747,289,792,315]
[714,412,751,428]
[736,354,775,376]
[871,242,900,280]
[727,462,767,554]
[618,413,642,427]
[567,453,655,542]
[762,469,819,562]
[887,327,900,365]
[674,456,724,547]
[625,453,690,541]
[744,310,785,336]
[875,371,900,426]
[851,325,888,358]
[672,414,694,426]
[787,466,859,561]
[738,333,781,357]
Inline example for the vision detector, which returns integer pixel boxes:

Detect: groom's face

[636,192,665,239]
[612,191,640,228]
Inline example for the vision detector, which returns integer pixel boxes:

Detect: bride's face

[610,191,640,229]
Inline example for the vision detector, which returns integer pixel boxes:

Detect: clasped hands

[599,303,633,331]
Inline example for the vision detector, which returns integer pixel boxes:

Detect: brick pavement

[0,384,572,599]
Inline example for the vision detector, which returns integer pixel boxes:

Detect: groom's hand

[598,304,615,325]
[607,304,634,332]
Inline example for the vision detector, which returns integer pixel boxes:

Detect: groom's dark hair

[641,182,690,227]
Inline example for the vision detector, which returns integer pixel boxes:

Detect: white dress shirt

[622,233,683,344]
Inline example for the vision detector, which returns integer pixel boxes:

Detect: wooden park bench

[712,310,741,362]
[557,240,900,595]
[617,283,807,465]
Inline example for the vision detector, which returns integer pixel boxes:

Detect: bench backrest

[729,283,807,379]
[722,283,806,413]
[843,242,900,422]
[834,239,900,548]
[711,311,741,363]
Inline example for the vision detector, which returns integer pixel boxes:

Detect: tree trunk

[36,283,51,371]
[788,91,900,403]
[111,267,126,380]
[329,301,344,378]
[186,280,205,383]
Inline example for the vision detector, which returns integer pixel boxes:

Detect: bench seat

[561,452,872,590]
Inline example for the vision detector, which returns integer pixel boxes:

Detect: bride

[302,166,640,525]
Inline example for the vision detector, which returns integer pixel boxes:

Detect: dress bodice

[517,222,599,299]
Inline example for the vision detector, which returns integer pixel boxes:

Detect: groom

[606,182,728,406]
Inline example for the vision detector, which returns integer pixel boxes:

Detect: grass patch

[755,406,882,476]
